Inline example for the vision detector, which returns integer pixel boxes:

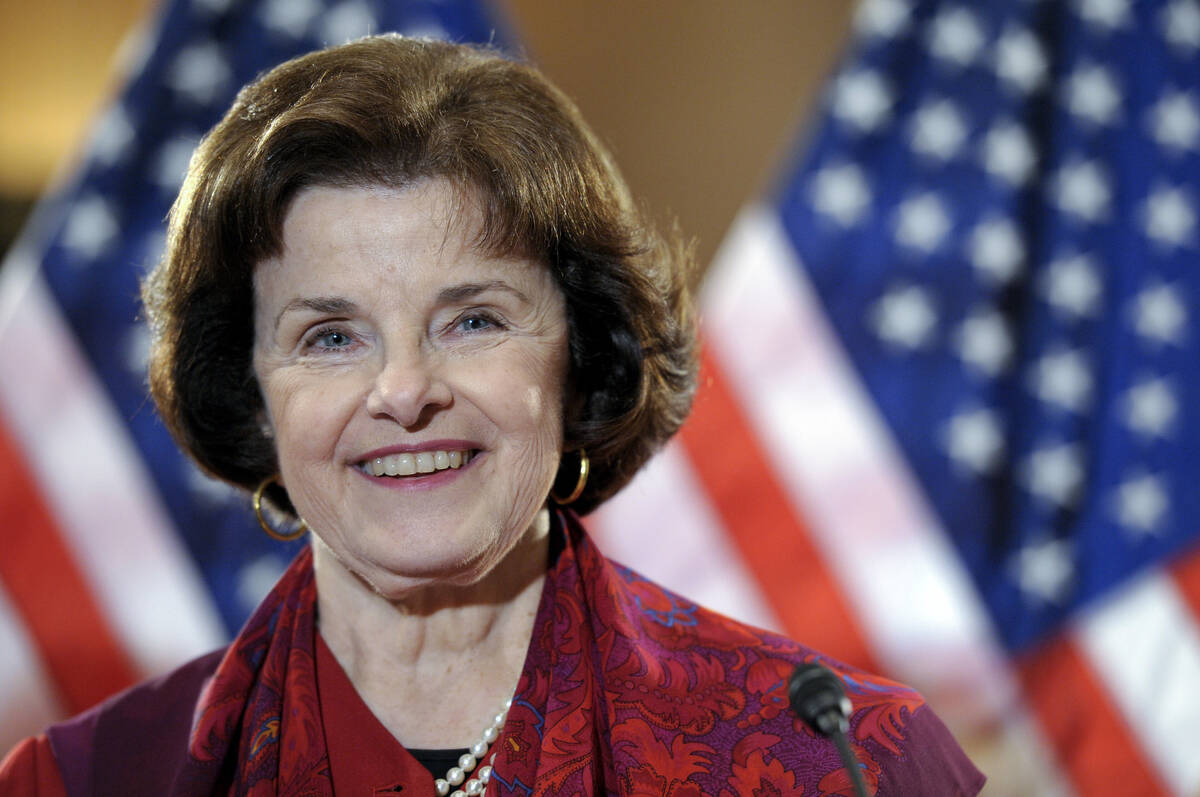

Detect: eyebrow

[273,296,358,331]
[436,280,530,305]
[272,281,530,330]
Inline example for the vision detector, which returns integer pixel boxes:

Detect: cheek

[502,344,568,433]
[507,385,565,468]
[260,369,358,464]
[456,343,566,485]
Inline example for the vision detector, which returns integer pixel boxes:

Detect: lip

[354,439,481,462]
[352,440,483,492]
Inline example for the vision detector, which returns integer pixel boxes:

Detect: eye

[454,312,503,333]
[304,325,355,350]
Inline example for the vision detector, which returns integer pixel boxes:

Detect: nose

[365,339,452,427]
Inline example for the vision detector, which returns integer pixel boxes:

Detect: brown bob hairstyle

[143,34,696,515]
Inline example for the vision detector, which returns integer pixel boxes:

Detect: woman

[1,35,983,795]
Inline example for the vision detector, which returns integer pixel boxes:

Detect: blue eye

[308,327,353,349]
[457,314,498,333]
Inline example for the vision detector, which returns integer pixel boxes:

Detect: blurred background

[0,0,853,270]
[2,1,1199,795]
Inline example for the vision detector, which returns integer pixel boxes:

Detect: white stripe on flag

[0,582,61,753]
[1075,570,1200,796]
[590,443,781,631]
[0,259,225,676]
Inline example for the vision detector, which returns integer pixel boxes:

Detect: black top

[408,747,470,779]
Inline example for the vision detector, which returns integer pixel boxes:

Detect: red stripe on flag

[678,345,879,672]
[1017,636,1168,796]
[1171,544,1200,622]
[0,415,140,714]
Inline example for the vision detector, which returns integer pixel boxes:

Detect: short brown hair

[143,34,696,515]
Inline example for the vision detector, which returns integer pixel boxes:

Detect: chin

[311,504,550,601]
[350,537,506,596]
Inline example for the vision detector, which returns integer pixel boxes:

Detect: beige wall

[0,0,854,267]
[0,0,157,194]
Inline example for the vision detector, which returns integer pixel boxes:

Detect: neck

[312,510,551,748]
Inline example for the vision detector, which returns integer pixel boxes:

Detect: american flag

[0,0,510,756]
[594,0,1200,794]
[3,1,1200,796]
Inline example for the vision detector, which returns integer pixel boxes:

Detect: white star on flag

[1130,282,1188,345]
[1162,0,1200,52]
[61,194,118,261]
[1053,159,1112,222]
[90,105,135,167]
[319,1,379,45]
[909,99,969,161]
[166,41,232,106]
[981,121,1037,186]
[186,462,241,507]
[1141,185,1196,247]
[927,7,986,67]
[152,135,200,192]
[955,309,1014,376]
[396,19,452,41]
[832,69,894,133]
[122,325,151,376]
[1148,90,1200,152]
[894,192,952,252]
[1012,538,1075,605]
[1076,0,1132,31]
[1023,443,1085,508]
[969,217,1025,284]
[1112,472,1170,536]
[1063,63,1123,126]
[1029,347,1093,412]
[261,0,321,38]
[1123,378,1178,438]
[854,0,913,39]
[994,27,1049,94]
[809,163,873,227]
[871,285,938,349]
[1040,253,1103,318]
[943,407,1006,474]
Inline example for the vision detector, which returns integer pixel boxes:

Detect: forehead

[254,180,556,306]
[281,180,480,258]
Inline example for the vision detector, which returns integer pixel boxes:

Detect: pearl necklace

[433,698,511,796]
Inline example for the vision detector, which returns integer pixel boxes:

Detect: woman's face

[252,180,568,598]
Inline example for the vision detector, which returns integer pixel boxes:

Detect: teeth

[366,450,471,478]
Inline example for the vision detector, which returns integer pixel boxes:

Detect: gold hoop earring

[252,476,309,542]
[550,450,589,505]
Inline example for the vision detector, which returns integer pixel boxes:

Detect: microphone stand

[788,662,869,797]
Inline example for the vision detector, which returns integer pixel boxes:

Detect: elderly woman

[1,36,983,796]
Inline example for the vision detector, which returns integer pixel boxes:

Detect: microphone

[788,662,869,797]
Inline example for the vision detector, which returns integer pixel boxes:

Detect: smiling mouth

[359,449,475,478]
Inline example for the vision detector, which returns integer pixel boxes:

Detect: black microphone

[789,662,869,797]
